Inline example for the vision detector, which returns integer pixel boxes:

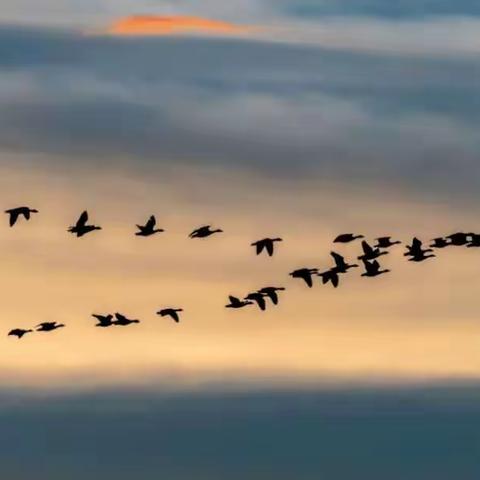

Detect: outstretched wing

[77,210,89,227]
[265,290,278,305]
[265,241,274,256]
[330,251,345,268]
[170,311,180,323]
[146,215,156,229]
[255,295,266,311]
[255,241,264,255]
[7,210,19,226]
[302,272,313,288]
[362,241,373,255]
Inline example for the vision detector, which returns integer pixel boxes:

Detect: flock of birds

[3,206,477,340]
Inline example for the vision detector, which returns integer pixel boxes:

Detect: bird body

[289,268,318,288]
[361,259,390,277]
[374,236,401,249]
[8,328,33,339]
[113,313,140,326]
[92,314,114,327]
[157,308,183,323]
[189,226,223,238]
[136,215,164,236]
[5,206,38,227]
[36,322,65,332]
[446,232,470,246]
[334,233,364,243]
[68,211,101,237]
[226,296,253,309]
[251,237,283,256]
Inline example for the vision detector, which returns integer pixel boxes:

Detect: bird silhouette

[36,322,65,332]
[289,268,318,288]
[225,296,253,309]
[361,259,390,277]
[251,238,283,257]
[8,328,33,339]
[357,240,388,261]
[113,313,140,326]
[136,215,164,237]
[157,308,183,323]
[5,206,38,227]
[330,251,358,273]
[446,232,470,246]
[258,287,285,305]
[318,268,340,288]
[467,234,480,247]
[374,237,401,249]
[430,237,449,249]
[68,211,101,237]
[334,233,364,243]
[404,238,434,261]
[408,250,436,262]
[189,225,223,238]
[92,314,114,328]
[245,292,267,311]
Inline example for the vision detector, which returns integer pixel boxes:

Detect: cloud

[105,14,252,37]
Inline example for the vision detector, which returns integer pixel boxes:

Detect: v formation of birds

[4,206,477,339]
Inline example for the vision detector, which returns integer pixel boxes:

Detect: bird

[113,313,140,326]
[361,259,390,278]
[357,240,388,261]
[251,238,283,257]
[318,269,340,288]
[135,215,164,237]
[68,211,101,237]
[245,292,267,311]
[189,225,223,238]
[5,206,38,227]
[157,308,183,323]
[8,328,33,339]
[408,250,436,262]
[289,268,318,288]
[36,322,65,332]
[334,233,364,243]
[374,236,401,249]
[258,287,285,305]
[330,251,358,273]
[430,237,449,249]
[92,314,114,328]
[446,232,470,246]
[404,238,433,260]
[225,296,253,309]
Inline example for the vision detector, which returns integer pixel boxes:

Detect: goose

[330,251,358,273]
[5,206,38,227]
[189,225,223,238]
[36,322,65,332]
[251,237,283,257]
[430,237,449,249]
[136,215,164,237]
[68,211,101,237]
[113,313,140,326]
[446,232,470,246]
[225,296,253,309]
[92,314,114,328]
[8,328,33,339]
[408,251,436,262]
[289,268,318,288]
[357,240,388,261]
[404,238,433,258]
[334,233,364,243]
[258,287,285,305]
[374,236,401,249]
[361,259,390,278]
[157,308,183,323]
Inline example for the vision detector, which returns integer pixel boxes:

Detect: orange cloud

[107,15,250,37]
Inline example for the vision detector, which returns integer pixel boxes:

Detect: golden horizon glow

[106,15,251,37]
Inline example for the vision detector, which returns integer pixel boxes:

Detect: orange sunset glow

[106,15,250,37]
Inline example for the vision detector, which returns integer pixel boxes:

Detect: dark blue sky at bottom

[1,384,479,480]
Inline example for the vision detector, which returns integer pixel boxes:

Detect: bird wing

[255,295,266,311]
[265,241,274,256]
[77,210,89,227]
[8,210,19,226]
[255,241,264,255]
[362,241,373,255]
[330,251,345,268]
[114,313,126,321]
[146,215,156,229]
[265,290,278,305]
[412,237,422,249]
[170,311,180,322]
[302,272,313,288]
[228,295,239,304]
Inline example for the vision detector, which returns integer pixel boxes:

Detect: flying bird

[113,313,140,326]
[36,322,65,332]
[8,328,33,339]
[68,211,101,237]
[251,237,283,257]
[135,215,164,237]
[258,287,285,305]
[430,237,449,249]
[157,308,183,323]
[92,314,114,328]
[334,233,364,243]
[357,240,388,261]
[374,236,401,249]
[225,296,253,309]
[245,292,267,311]
[5,206,38,227]
[330,251,358,273]
[361,259,390,278]
[446,232,470,246]
[404,238,434,261]
[289,268,318,288]
[189,225,223,238]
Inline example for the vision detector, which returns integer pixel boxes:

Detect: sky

[0,0,480,478]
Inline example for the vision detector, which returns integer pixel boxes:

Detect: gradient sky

[1,1,480,478]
